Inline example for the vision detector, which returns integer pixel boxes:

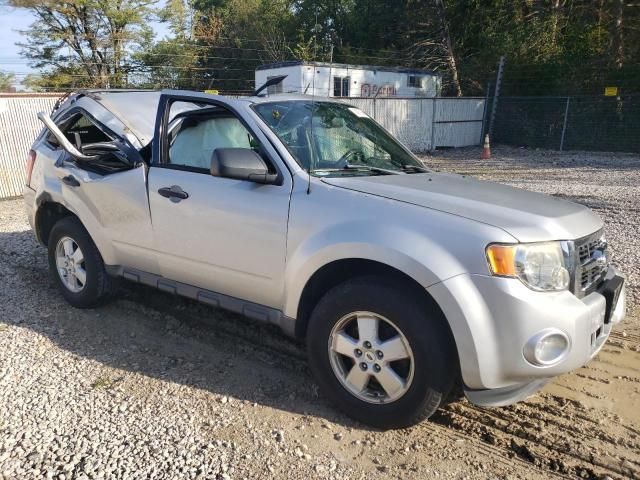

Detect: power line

[0,49,418,67]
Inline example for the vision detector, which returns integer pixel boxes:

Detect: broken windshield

[253,100,427,177]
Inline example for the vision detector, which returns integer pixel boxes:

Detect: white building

[255,61,441,98]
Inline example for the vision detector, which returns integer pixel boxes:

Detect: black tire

[306,276,456,429]
[47,216,118,308]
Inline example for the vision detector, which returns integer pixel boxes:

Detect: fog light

[524,329,570,366]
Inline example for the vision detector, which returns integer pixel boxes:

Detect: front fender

[283,220,467,319]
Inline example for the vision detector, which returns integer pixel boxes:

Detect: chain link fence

[491,94,640,153]
[481,58,640,154]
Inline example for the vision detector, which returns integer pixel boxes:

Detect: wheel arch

[35,200,76,246]
[292,258,457,350]
[34,192,117,266]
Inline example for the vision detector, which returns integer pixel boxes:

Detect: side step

[107,265,297,337]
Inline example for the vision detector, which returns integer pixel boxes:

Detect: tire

[47,216,117,308]
[306,276,456,429]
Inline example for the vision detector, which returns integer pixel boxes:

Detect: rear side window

[47,113,113,149]
[45,110,132,175]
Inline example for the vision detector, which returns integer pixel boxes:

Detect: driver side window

[168,102,259,171]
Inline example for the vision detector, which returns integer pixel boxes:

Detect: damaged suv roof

[64,89,341,148]
[89,90,161,146]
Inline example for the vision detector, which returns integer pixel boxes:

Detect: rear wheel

[54,236,87,293]
[48,217,117,307]
[307,276,456,429]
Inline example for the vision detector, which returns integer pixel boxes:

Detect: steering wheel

[335,149,365,168]
[81,142,120,154]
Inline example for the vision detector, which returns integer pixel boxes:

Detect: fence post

[559,96,571,151]
[488,56,505,139]
[430,97,437,152]
[480,81,491,145]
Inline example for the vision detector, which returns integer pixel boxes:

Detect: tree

[131,0,219,89]
[431,0,462,96]
[9,0,155,88]
[0,72,16,92]
[134,0,297,92]
[179,0,296,92]
[291,0,353,53]
[613,0,625,69]
[288,34,316,62]
[11,0,629,96]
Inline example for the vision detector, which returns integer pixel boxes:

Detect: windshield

[253,100,427,177]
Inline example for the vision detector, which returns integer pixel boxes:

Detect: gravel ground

[1,146,639,480]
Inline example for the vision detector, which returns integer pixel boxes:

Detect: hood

[322,172,603,242]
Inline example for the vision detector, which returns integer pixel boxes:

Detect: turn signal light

[486,244,516,276]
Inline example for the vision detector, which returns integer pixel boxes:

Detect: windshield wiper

[342,163,400,175]
[312,164,399,176]
[400,164,429,173]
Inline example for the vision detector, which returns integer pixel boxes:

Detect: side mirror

[37,112,98,161]
[211,148,278,184]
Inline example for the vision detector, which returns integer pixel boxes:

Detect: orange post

[481,134,491,159]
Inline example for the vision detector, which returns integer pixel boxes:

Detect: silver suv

[24,90,626,428]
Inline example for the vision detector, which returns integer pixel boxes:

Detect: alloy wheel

[55,236,87,293]
[328,311,414,404]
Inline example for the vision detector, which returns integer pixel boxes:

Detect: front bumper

[428,266,626,401]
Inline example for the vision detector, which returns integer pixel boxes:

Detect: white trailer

[255,61,441,98]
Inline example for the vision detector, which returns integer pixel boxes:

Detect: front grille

[578,235,602,264]
[573,230,608,297]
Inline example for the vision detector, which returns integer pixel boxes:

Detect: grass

[91,376,115,389]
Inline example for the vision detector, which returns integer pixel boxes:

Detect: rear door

[48,98,158,273]
[147,93,293,309]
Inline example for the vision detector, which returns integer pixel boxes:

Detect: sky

[0,6,38,79]
[0,4,170,87]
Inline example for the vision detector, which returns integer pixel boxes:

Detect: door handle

[158,185,189,201]
[61,175,80,187]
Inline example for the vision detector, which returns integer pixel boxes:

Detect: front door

[147,94,292,309]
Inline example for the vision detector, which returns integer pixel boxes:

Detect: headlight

[486,242,570,291]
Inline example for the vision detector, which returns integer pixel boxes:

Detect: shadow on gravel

[0,229,369,431]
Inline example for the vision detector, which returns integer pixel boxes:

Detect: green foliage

[10,0,155,89]
[9,0,640,95]
[22,70,90,92]
[0,72,16,92]
[289,35,316,62]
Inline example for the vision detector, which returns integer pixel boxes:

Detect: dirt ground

[1,146,639,480]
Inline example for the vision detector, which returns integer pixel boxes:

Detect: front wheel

[306,276,456,429]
